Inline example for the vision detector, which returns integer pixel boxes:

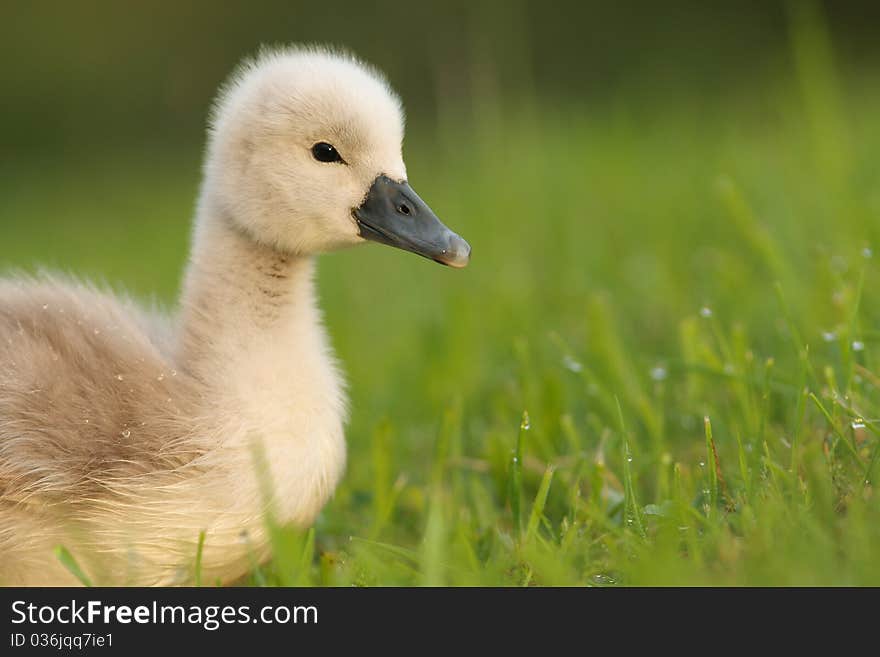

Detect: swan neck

[177,208,318,375]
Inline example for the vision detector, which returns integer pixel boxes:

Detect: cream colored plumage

[0,46,469,585]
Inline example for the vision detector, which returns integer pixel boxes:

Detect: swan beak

[353,175,471,268]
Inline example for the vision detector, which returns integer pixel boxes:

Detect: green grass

[3,12,880,587]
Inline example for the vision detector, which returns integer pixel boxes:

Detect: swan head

[203,46,470,268]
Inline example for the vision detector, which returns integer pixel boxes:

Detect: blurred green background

[3,1,880,585]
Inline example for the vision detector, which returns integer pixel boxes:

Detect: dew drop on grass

[822,331,836,342]
[699,461,705,467]
[627,456,633,463]
[852,340,865,352]
[562,355,583,373]
[852,419,866,430]
[650,366,667,381]
[700,306,713,318]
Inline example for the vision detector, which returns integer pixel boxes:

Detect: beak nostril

[397,203,412,216]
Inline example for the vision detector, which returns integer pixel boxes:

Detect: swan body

[0,47,470,585]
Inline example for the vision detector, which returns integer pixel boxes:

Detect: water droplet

[650,366,667,381]
[512,456,519,464]
[115,374,124,381]
[852,419,866,430]
[84,419,90,424]
[520,411,531,431]
[562,355,583,373]
[157,373,165,381]
[121,429,131,439]
[700,306,713,318]
[627,456,633,463]
[822,331,836,342]
[863,247,873,259]
[699,461,706,467]
[852,340,865,352]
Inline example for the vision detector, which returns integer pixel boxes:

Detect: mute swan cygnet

[0,47,470,586]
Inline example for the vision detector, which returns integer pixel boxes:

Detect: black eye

[311,142,343,163]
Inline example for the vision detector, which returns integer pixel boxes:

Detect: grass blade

[194,530,206,587]
[509,410,529,542]
[54,545,93,587]
[525,465,555,543]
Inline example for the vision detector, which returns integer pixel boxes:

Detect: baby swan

[0,47,469,586]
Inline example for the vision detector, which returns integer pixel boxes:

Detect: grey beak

[353,175,471,268]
